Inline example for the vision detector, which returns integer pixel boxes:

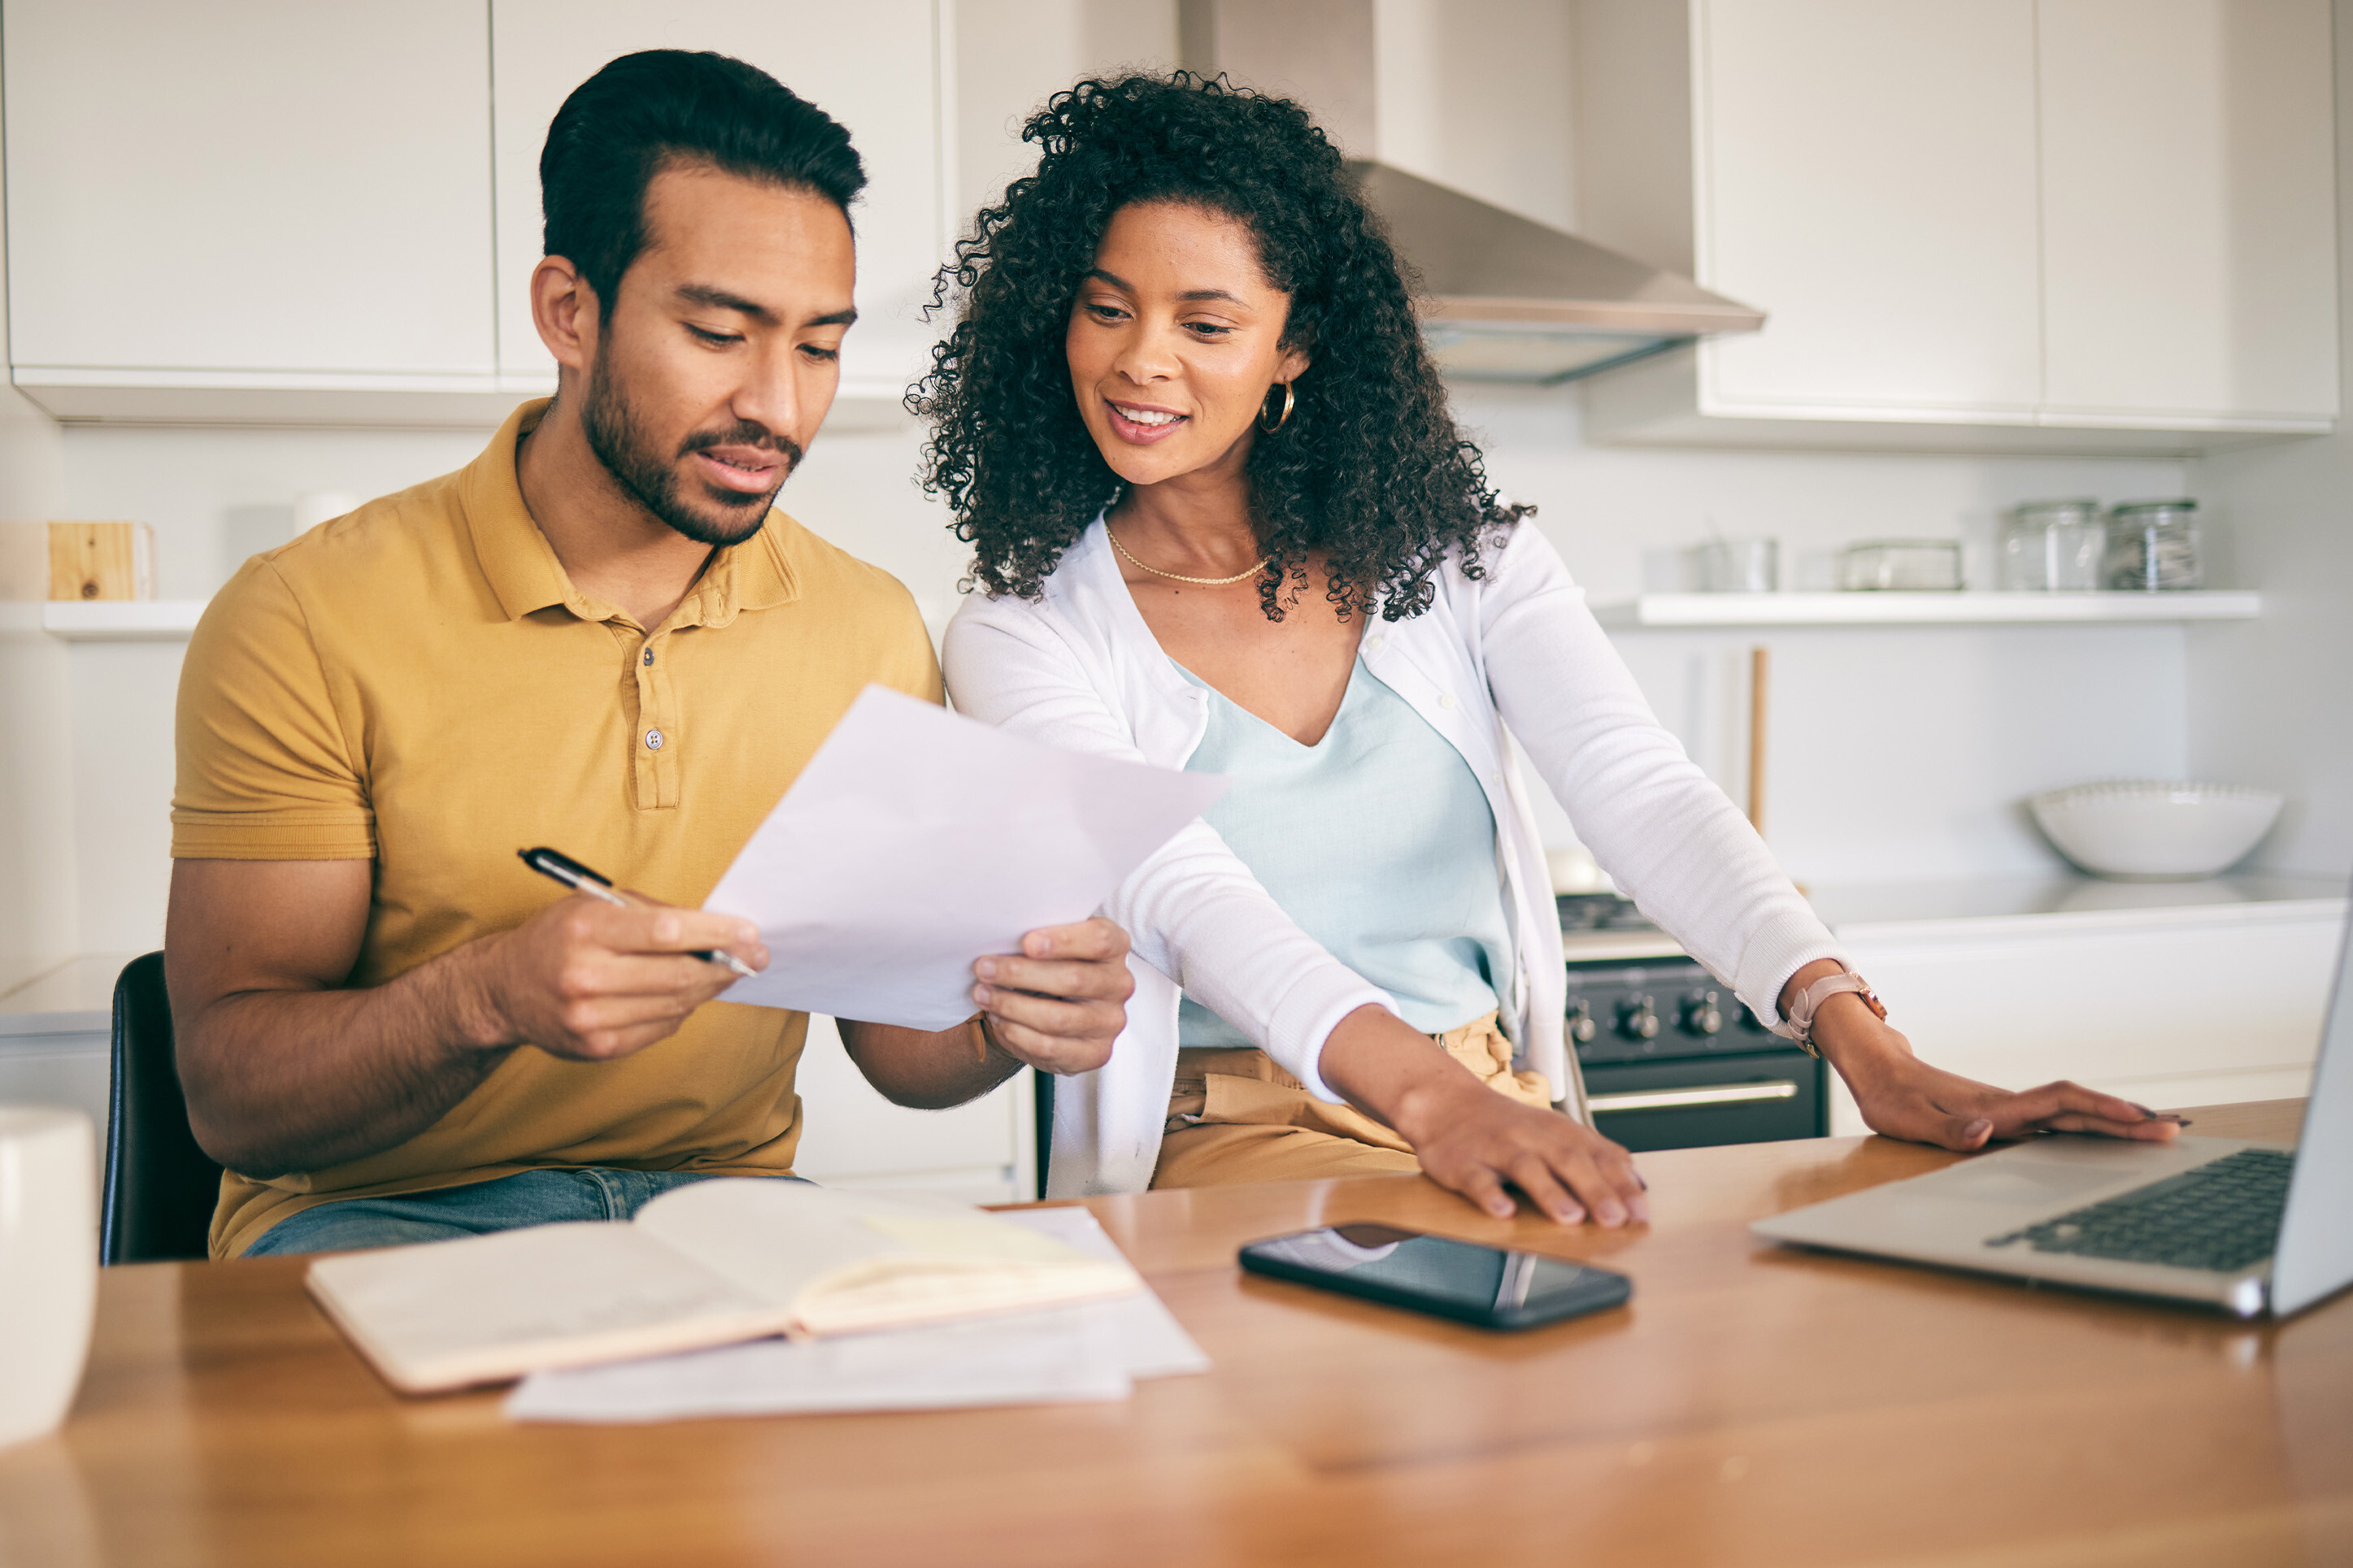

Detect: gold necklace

[1107,523,1268,586]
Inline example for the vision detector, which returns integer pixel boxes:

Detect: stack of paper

[505,1208,1208,1422]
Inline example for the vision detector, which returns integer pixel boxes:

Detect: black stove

[1564,953,1825,1153]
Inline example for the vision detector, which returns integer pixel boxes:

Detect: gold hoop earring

[1258,380,1294,434]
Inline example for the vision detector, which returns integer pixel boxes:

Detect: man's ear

[531,255,600,375]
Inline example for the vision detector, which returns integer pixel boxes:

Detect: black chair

[101,952,224,1264]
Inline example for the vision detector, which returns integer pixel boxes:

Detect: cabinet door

[2038,0,2338,427]
[1693,0,2044,419]
[2,1,494,379]
[488,2,945,397]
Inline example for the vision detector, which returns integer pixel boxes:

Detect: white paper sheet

[994,1208,1210,1380]
[502,1210,1207,1424]
[704,685,1226,1030]
[504,1303,1130,1423]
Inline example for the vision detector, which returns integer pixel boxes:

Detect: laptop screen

[2273,888,2353,1316]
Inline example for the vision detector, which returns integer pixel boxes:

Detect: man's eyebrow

[676,284,855,330]
[676,284,776,323]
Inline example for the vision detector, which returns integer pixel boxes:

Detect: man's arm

[167,859,768,1177]
[840,918,1133,1108]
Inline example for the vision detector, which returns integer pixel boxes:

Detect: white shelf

[41,601,206,641]
[1594,591,2264,628]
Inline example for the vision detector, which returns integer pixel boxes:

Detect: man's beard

[579,351,803,548]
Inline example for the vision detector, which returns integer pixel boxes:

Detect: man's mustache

[678,423,804,476]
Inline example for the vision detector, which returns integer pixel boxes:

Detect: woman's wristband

[1772,966,1886,1058]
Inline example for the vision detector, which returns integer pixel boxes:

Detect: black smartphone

[1237,1224,1632,1331]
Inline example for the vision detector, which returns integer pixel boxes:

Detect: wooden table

[2,1101,2345,1567]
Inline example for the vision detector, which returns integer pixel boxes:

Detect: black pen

[517,846,759,979]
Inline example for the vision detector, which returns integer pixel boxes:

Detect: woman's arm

[1481,527,2177,1149]
[946,595,1650,1225]
[944,600,1391,1103]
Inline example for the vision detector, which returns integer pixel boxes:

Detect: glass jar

[1837,539,1964,592]
[2103,500,2202,591]
[1999,499,2104,591]
[1690,538,1779,593]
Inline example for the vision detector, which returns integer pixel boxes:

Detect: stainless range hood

[1347,161,1765,385]
[1180,0,1764,384]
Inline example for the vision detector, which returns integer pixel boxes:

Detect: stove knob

[1616,997,1660,1042]
[1738,1002,1772,1033]
[1565,1001,1598,1045]
[1680,991,1723,1037]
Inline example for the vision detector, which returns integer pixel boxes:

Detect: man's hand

[970,916,1133,1076]
[1319,1005,1651,1227]
[476,894,768,1061]
[842,917,1137,1109]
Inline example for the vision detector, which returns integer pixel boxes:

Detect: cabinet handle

[1588,1081,1799,1113]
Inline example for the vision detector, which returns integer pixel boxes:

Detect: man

[167,50,1131,1260]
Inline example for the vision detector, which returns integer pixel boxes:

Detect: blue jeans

[243,1167,804,1257]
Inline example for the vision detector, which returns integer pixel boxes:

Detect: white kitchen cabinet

[1830,897,2343,1136]
[1577,0,2339,454]
[2037,0,2339,429]
[1696,0,2044,421]
[2,0,506,425]
[488,0,949,410]
[755,1016,1034,1203]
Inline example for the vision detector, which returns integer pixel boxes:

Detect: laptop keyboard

[1986,1148,2294,1274]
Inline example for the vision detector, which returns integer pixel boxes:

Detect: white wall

[28,0,2316,960]
[0,63,78,996]
[2181,0,2353,880]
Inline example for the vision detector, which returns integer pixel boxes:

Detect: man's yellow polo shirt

[174,400,941,1258]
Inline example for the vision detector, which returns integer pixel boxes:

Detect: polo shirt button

[1438,693,1456,710]
[645,729,665,750]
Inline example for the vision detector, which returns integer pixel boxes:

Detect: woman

[920,73,2178,1221]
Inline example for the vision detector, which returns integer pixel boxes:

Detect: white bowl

[2029,780,2283,881]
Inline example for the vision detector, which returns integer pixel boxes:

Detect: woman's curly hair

[908,72,1529,622]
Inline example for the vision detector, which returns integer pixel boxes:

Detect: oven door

[1581,1051,1825,1153]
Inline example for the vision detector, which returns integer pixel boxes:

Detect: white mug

[0,1107,98,1449]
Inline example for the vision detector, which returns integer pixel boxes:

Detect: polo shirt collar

[461,397,800,629]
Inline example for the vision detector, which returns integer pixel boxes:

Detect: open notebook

[306,1179,1142,1394]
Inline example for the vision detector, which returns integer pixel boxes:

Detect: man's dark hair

[540,50,867,315]
[911,72,1527,623]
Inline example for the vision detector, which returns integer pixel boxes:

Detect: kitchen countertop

[1561,871,2346,962]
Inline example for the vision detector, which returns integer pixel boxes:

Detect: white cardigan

[943,518,1845,1197]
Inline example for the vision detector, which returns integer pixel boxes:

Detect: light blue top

[1174,656,1515,1047]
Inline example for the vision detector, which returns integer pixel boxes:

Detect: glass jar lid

[2012,497,2101,523]
[2109,498,2199,516]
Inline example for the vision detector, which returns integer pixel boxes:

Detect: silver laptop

[1752,893,2353,1319]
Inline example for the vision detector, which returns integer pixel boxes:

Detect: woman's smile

[1105,399,1190,445]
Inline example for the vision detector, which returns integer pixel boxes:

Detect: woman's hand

[1809,990,2186,1151]
[1320,1006,1650,1226]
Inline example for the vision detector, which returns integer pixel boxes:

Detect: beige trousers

[1150,1012,1552,1188]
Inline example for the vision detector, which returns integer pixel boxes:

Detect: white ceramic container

[0,1107,97,1449]
[2029,780,2284,880]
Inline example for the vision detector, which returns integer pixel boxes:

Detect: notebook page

[633,1179,1137,1331]
[306,1222,785,1393]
